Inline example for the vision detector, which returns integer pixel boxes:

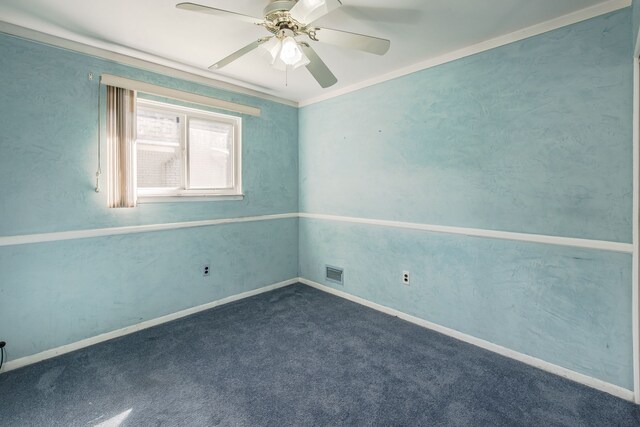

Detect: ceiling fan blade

[176,2,263,25]
[290,0,342,25]
[299,43,338,88]
[210,39,268,70]
[312,27,390,55]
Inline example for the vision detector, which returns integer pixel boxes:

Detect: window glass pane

[188,118,234,189]
[136,143,182,188]
[136,108,183,189]
[137,108,181,144]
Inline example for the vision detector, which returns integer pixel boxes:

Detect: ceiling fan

[176,0,391,88]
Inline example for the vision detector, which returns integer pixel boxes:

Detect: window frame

[135,98,243,201]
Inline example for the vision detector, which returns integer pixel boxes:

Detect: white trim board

[0,213,297,247]
[632,57,640,403]
[299,278,635,402]
[0,21,297,108]
[300,213,634,254]
[0,278,298,374]
[1,213,631,253]
[299,0,631,107]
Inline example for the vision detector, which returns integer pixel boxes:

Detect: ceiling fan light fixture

[261,36,282,62]
[279,36,306,66]
[261,36,310,70]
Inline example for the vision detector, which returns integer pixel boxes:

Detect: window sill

[137,194,245,204]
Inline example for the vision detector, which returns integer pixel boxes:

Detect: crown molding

[0,20,298,108]
[299,0,631,107]
[0,0,631,109]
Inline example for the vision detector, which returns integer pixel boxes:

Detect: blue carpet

[1,283,639,426]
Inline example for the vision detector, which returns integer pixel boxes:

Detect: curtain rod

[100,74,261,117]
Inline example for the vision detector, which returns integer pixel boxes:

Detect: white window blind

[106,86,137,208]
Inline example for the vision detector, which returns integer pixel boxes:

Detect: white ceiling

[0,0,624,103]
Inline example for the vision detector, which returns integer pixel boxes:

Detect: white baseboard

[298,278,635,402]
[3,277,634,403]
[1,278,298,373]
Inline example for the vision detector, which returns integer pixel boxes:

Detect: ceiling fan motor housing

[263,1,306,37]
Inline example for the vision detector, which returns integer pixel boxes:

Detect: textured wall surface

[300,10,632,243]
[0,34,299,361]
[1,219,297,360]
[0,6,635,392]
[299,218,633,389]
[0,35,298,236]
[298,9,634,389]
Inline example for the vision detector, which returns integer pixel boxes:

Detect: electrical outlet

[203,264,210,277]
[402,271,410,285]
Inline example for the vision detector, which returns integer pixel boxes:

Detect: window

[135,99,242,200]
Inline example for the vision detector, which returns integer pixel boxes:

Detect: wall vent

[325,265,344,285]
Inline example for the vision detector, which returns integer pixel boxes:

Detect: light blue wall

[300,10,632,243]
[299,9,634,389]
[1,7,635,391]
[299,219,632,388]
[0,35,298,236]
[0,34,299,360]
[2,219,297,360]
